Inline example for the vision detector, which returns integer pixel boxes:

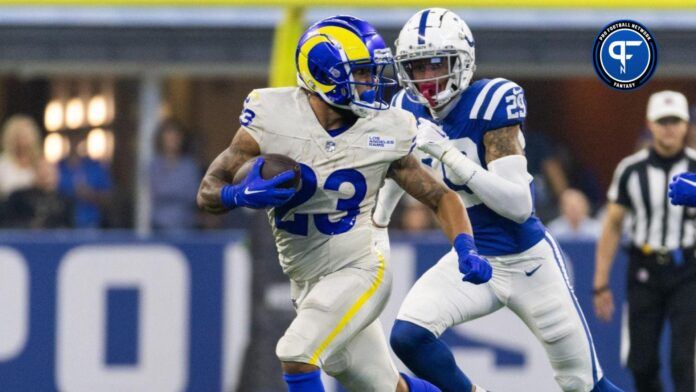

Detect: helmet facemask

[396,49,474,110]
[344,48,398,117]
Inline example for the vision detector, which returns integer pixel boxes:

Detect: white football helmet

[395,8,476,109]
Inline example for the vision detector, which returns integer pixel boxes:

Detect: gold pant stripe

[308,252,386,366]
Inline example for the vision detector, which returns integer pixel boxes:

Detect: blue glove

[453,233,493,284]
[220,157,297,209]
[668,172,696,206]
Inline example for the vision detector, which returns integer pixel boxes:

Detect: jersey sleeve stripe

[469,77,505,120]
[483,81,518,121]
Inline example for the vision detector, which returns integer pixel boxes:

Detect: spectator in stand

[149,119,201,232]
[57,134,112,228]
[524,130,569,222]
[0,114,42,200]
[547,188,601,241]
[3,160,72,228]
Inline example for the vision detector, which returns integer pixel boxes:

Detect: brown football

[232,153,301,190]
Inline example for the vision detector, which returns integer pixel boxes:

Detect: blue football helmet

[295,15,397,117]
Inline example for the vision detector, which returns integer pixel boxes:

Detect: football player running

[373,8,622,392]
[198,15,490,392]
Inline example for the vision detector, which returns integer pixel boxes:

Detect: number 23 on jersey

[274,164,367,236]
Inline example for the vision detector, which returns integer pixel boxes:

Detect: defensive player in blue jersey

[372,8,622,392]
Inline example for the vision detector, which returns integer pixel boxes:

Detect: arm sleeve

[372,178,406,227]
[441,150,534,223]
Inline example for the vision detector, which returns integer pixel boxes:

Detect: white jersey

[241,87,416,281]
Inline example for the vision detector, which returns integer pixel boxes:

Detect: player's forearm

[372,178,406,227]
[594,217,622,288]
[197,130,260,214]
[435,190,474,243]
[197,171,228,214]
[442,152,533,223]
[197,150,233,214]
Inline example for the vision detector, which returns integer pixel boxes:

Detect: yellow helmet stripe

[298,34,335,93]
[317,25,370,62]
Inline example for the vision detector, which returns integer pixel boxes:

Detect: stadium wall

[0,231,649,391]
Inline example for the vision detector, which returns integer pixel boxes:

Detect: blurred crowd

[1,107,695,233]
[0,115,195,230]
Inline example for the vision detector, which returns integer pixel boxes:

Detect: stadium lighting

[87,95,108,127]
[44,133,68,163]
[65,97,85,129]
[44,100,64,132]
[87,128,114,161]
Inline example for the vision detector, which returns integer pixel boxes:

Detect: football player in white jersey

[197,16,492,392]
[373,8,622,392]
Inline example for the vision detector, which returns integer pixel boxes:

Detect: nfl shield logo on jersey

[325,141,336,153]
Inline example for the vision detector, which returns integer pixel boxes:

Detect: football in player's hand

[233,154,301,190]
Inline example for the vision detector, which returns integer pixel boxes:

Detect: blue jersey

[392,78,546,256]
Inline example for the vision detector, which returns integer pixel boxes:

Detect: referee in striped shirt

[594,91,696,392]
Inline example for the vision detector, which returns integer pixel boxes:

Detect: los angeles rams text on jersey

[393,78,546,256]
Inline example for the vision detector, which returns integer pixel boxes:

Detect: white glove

[372,226,391,260]
[415,118,455,160]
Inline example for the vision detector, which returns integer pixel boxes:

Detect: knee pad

[277,329,313,363]
[551,356,596,392]
[322,350,350,377]
[530,296,574,344]
[398,297,442,329]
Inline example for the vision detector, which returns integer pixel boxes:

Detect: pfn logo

[608,40,642,74]
[593,20,657,90]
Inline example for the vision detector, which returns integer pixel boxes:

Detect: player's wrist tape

[441,148,478,185]
[220,184,240,209]
[454,233,477,254]
[592,285,609,295]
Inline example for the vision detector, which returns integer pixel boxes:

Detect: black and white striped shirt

[608,147,696,250]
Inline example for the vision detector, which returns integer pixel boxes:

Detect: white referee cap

[647,90,690,122]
